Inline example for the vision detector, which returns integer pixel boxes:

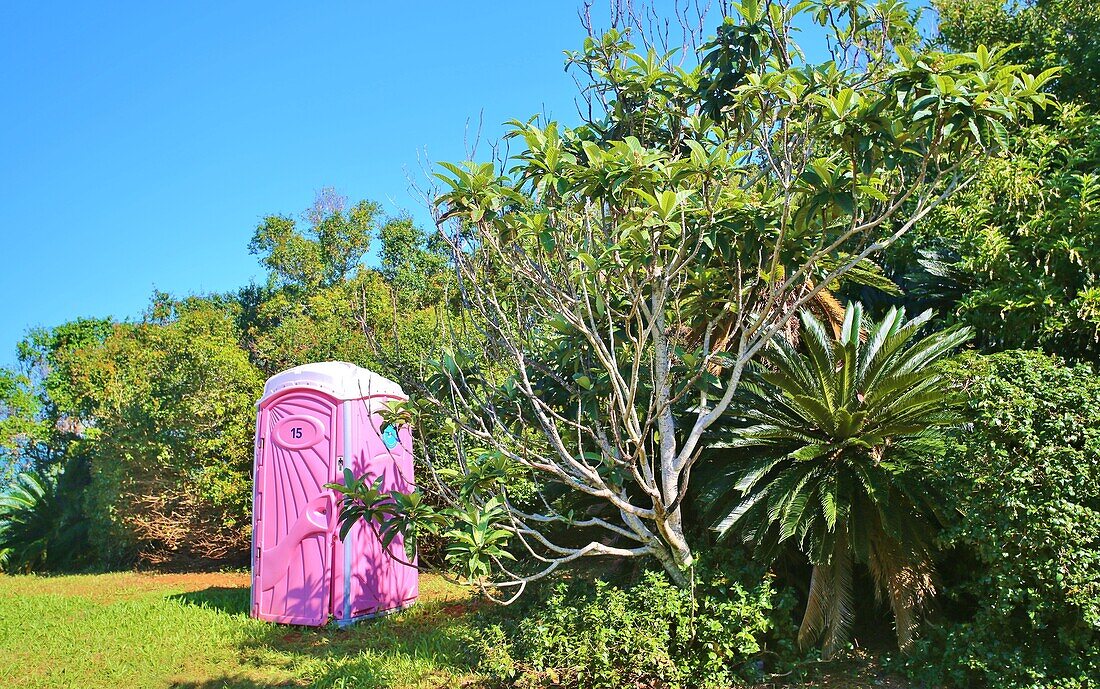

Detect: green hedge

[901,350,1100,688]
[468,560,800,689]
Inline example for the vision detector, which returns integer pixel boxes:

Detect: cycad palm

[709,303,969,658]
[0,471,62,572]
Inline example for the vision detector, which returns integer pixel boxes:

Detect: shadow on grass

[168,585,479,688]
[169,586,252,616]
[169,680,296,689]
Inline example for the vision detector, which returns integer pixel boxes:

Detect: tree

[342,1,1050,594]
[701,304,968,657]
[245,189,450,378]
[896,106,1100,361]
[18,318,116,420]
[933,0,1100,104]
[880,1,1100,363]
[378,216,450,309]
[66,297,263,566]
[0,369,47,484]
[248,271,395,375]
[249,187,378,291]
[7,318,116,474]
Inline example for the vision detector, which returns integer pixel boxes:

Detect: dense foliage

[380,0,1053,600]
[933,0,1100,104]
[892,105,1100,361]
[0,369,45,484]
[899,350,1100,688]
[0,190,450,569]
[65,298,263,565]
[469,559,799,689]
[703,304,966,656]
[879,0,1100,365]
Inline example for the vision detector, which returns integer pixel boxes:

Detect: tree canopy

[354,0,1054,594]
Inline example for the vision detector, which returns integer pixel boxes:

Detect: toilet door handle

[319,494,335,520]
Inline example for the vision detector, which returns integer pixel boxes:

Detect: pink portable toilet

[251,361,418,627]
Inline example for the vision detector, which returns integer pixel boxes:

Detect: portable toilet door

[251,361,417,627]
[331,393,418,623]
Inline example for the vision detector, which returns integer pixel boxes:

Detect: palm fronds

[707,302,968,658]
[0,468,87,573]
[0,471,54,572]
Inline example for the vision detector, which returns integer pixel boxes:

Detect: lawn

[0,571,481,689]
[0,571,912,689]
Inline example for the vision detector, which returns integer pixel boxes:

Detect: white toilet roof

[261,361,405,402]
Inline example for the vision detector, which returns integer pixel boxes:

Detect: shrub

[467,559,799,689]
[890,108,1100,364]
[66,300,263,567]
[703,303,968,657]
[0,460,91,573]
[899,350,1100,688]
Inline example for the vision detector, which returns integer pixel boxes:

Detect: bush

[467,559,799,689]
[899,350,1100,688]
[889,108,1100,364]
[0,459,91,573]
[66,300,263,567]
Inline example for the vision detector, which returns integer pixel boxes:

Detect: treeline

[0,189,452,568]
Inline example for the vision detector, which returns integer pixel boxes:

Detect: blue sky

[0,2,840,366]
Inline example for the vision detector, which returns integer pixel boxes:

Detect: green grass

[0,571,913,689]
[0,571,481,689]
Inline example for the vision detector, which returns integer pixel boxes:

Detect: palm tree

[0,471,56,572]
[705,303,969,658]
[0,468,88,573]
